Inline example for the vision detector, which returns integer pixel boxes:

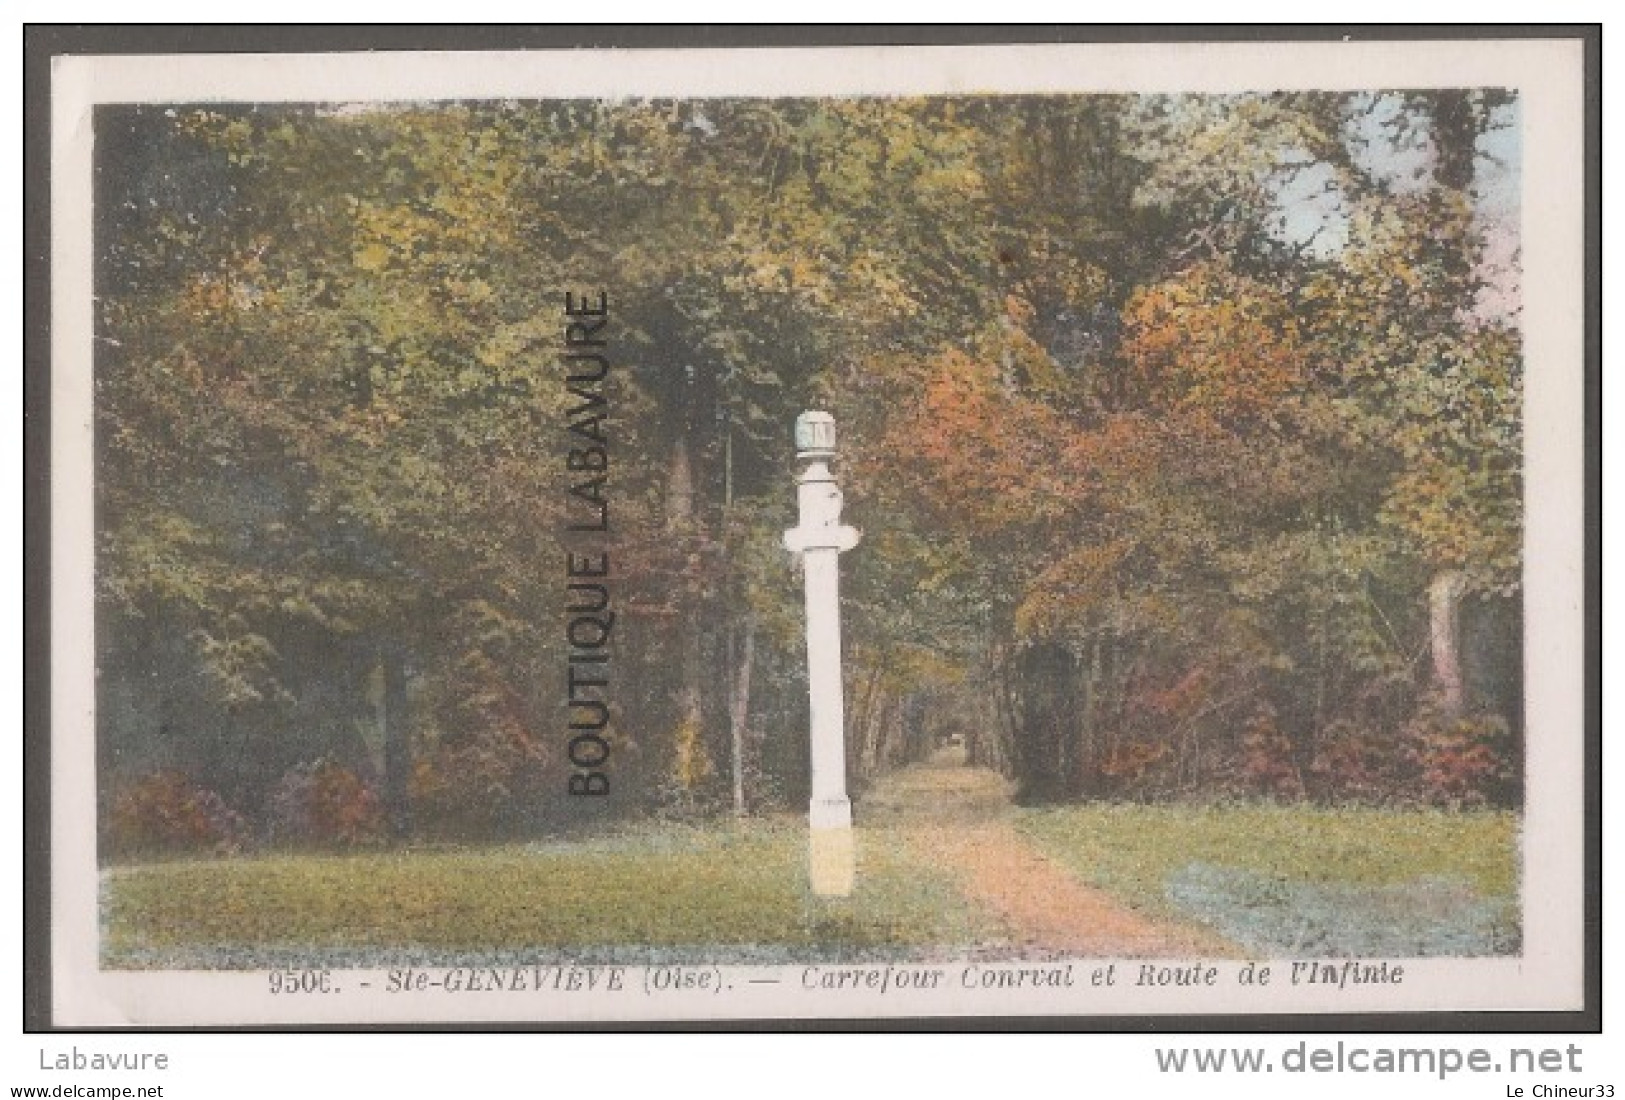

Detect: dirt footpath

[862,749,1233,956]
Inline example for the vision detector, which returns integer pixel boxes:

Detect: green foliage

[1015,803,1519,926]
[95,89,1523,839]
[102,822,1001,964]
[101,807,1516,964]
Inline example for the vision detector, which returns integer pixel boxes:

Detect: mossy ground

[101,817,1001,967]
[102,798,1521,967]
[1014,803,1519,954]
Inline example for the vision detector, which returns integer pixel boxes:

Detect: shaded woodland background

[94,91,1523,856]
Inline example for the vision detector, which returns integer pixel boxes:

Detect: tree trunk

[665,436,695,529]
[1428,90,1481,193]
[728,619,755,816]
[1429,569,1467,718]
[1015,643,1077,804]
[381,645,411,839]
[1075,633,1105,797]
[988,640,1021,773]
[666,433,710,793]
[858,669,888,778]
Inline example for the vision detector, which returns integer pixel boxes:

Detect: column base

[808,823,855,898]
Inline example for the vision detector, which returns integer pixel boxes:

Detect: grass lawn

[102,803,1523,967]
[1014,803,1520,955]
[102,818,1002,968]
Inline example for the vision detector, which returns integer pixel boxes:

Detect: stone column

[782,411,860,897]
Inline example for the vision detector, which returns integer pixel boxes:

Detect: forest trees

[858,90,1522,806]
[94,90,1524,857]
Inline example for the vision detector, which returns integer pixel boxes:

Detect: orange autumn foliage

[1122,263,1310,422]
[884,348,1084,530]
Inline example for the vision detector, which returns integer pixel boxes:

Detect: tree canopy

[94,90,1524,854]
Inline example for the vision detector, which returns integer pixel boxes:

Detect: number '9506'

[268,970,334,994]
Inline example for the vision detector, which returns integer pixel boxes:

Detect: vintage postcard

[43,33,1590,1026]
